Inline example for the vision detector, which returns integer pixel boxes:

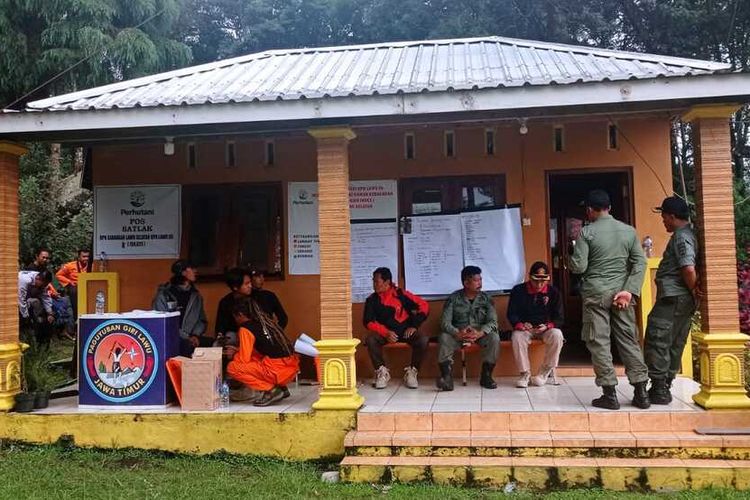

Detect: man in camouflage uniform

[645,196,699,404]
[438,265,500,391]
[569,189,650,410]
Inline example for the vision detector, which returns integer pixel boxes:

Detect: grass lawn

[0,444,749,499]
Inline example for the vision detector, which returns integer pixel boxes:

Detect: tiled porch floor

[37,377,702,414]
[358,376,703,413]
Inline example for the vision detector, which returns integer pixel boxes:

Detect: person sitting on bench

[438,265,500,391]
[508,261,565,388]
[225,297,299,407]
[364,267,429,390]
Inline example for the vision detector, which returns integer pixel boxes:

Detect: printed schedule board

[94,185,181,259]
[79,312,180,408]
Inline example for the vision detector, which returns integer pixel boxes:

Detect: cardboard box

[180,348,223,411]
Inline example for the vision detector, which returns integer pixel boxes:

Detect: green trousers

[582,294,649,387]
[438,331,500,364]
[643,294,696,381]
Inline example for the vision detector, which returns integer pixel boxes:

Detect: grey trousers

[438,331,500,364]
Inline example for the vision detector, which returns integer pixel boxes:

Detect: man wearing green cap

[569,189,650,410]
[645,196,699,404]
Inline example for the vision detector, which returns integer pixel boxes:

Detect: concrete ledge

[0,410,356,460]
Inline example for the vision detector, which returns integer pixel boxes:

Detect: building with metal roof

[0,36,747,141]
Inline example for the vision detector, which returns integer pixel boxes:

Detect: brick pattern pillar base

[0,142,27,411]
[683,105,750,409]
[308,127,364,411]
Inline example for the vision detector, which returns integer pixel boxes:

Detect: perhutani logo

[130,190,146,207]
[83,320,158,403]
[298,189,309,201]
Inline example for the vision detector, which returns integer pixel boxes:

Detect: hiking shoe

[648,379,672,405]
[229,386,258,402]
[516,372,531,388]
[591,386,620,410]
[253,387,285,407]
[531,366,553,387]
[403,367,419,389]
[632,381,651,409]
[480,363,497,389]
[374,366,391,389]
[280,385,291,399]
[436,361,454,391]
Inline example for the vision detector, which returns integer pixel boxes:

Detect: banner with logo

[288,180,398,284]
[94,185,181,259]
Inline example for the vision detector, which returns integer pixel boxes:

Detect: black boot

[480,362,497,389]
[436,361,454,391]
[591,386,620,410]
[647,379,672,405]
[632,381,651,409]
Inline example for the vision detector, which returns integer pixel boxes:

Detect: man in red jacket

[363,267,429,389]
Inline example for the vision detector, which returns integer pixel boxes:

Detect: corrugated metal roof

[26,36,731,112]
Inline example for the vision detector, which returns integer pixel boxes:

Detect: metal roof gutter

[1,72,749,140]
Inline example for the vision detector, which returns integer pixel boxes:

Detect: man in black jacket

[508,261,564,388]
[250,269,288,329]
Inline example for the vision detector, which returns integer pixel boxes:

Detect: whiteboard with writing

[403,214,464,295]
[351,222,399,303]
[461,208,526,291]
[403,207,526,295]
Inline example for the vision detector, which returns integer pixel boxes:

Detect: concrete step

[340,456,750,490]
[354,410,750,434]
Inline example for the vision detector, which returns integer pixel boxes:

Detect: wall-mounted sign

[94,185,181,259]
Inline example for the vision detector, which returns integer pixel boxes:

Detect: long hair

[233,297,294,356]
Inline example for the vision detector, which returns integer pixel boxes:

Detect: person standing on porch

[508,261,565,388]
[438,266,500,391]
[363,267,430,389]
[644,196,699,404]
[569,189,650,410]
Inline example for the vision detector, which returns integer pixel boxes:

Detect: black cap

[654,196,689,219]
[583,189,611,210]
[171,259,194,275]
[249,268,265,277]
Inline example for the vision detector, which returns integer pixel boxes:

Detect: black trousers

[365,331,429,370]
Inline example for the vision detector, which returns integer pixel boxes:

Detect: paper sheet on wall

[351,222,399,303]
[288,180,398,275]
[403,214,464,296]
[460,208,526,291]
[288,182,320,275]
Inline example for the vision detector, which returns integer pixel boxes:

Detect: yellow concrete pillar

[308,126,364,410]
[0,141,28,411]
[682,104,750,409]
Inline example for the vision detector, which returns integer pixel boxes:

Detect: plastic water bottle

[219,382,230,408]
[95,291,106,315]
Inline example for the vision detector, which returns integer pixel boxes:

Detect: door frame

[544,167,635,326]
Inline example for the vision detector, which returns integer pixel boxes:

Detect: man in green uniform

[569,189,650,410]
[438,266,500,391]
[645,196,699,404]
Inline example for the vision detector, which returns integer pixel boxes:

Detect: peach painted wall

[93,116,673,376]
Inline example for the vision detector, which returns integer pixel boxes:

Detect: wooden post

[683,104,750,409]
[308,126,364,410]
[0,141,27,411]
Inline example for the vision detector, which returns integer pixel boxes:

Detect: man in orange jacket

[225,297,299,407]
[56,248,91,319]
